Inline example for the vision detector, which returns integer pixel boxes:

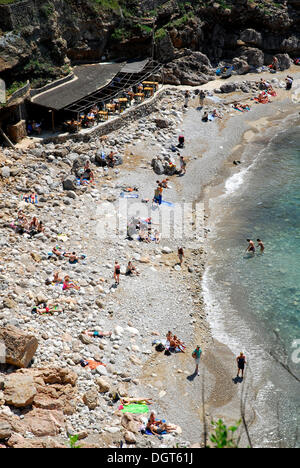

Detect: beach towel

[21,194,38,204]
[145,428,167,436]
[208,114,215,121]
[121,403,149,414]
[86,360,106,370]
[161,200,174,207]
[57,234,68,242]
[120,192,139,199]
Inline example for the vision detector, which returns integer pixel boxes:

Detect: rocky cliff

[0,0,299,87]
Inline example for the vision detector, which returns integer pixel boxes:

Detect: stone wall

[0,0,39,31]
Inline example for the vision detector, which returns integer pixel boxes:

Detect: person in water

[257,239,265,253]
[246,239,255,254]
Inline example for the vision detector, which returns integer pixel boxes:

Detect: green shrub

[209,419,241,448]
[6,81,27,97]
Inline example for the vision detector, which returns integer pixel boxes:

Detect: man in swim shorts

[246,239,255,254]
[192,345,202,376]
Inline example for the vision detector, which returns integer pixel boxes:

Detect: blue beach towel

[120,192,139,199]
[161,200,174,207]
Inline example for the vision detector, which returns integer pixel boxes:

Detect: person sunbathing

[126,261,140,276]
[64,252,79,264]
[24,192,36,204]
[53,272,63,283]
[80,168,94,184]
[62,276,80,291]
[82,330,112,338]
[121,397,153,405]
[52,246,63,257]
[147,412,162,430]
[154,230,161,244]
[139,230,151,243]
[31,302,59,315]
[212,109,222,119]
[172,335,186,352]
[29,217,39,230]
[166,331,173,342]
[149,422,177,435]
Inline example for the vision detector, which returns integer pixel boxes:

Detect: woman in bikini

[62,276,80,291]
[114,261,121,284]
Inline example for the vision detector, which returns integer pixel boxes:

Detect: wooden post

[0,128,15,148]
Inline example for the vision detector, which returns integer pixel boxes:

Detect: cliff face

[0,0,299,87]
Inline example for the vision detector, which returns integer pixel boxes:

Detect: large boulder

[163,50,215,86]
[63,175,78,191]
[72,155,88,176]
[0,326,38,368]
[239,47,264,67]
[4,374,37,407]
[22,408,65,437]
[232,57,250,75]
[95,376,111,393]
[83,388,99,410]
[240,29,262,47]
[151,158,164,175]
[155,118,170,129]
[275,53,292,70]
[0,417,12,440]
[220,82,237,93]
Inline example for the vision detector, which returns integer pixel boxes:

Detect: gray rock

[63,175,77,191]
[1,167,10,178]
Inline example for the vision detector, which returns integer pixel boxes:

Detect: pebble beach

[0,68,299,448]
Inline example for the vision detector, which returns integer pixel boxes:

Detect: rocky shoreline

[0,70,299,448]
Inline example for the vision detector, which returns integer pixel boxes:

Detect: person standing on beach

[192,345,202,376]
[178,247,184,266]
[184,90,190,107]
[257,239,265,253]
[199,90,205,107]
[179,156,187,175]
[246,239,255,255]
[236,352,247,378]
[114,261,120,285]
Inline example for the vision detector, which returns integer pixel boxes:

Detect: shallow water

[204,117,300,447]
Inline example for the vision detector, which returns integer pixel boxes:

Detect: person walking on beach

[192,345,202,376]
[178,247,184,266]
[199,90,205,107]
[184,90,190,107]
[114,261,121,285]
[236,352,247,378]
[246,239,255,255]
[179,156,187,175]
[257,239,265,253]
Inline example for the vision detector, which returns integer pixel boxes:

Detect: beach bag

[156,343,165,352]
[192,351,196,359]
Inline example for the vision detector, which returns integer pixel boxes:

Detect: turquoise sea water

[204,118,300,447]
